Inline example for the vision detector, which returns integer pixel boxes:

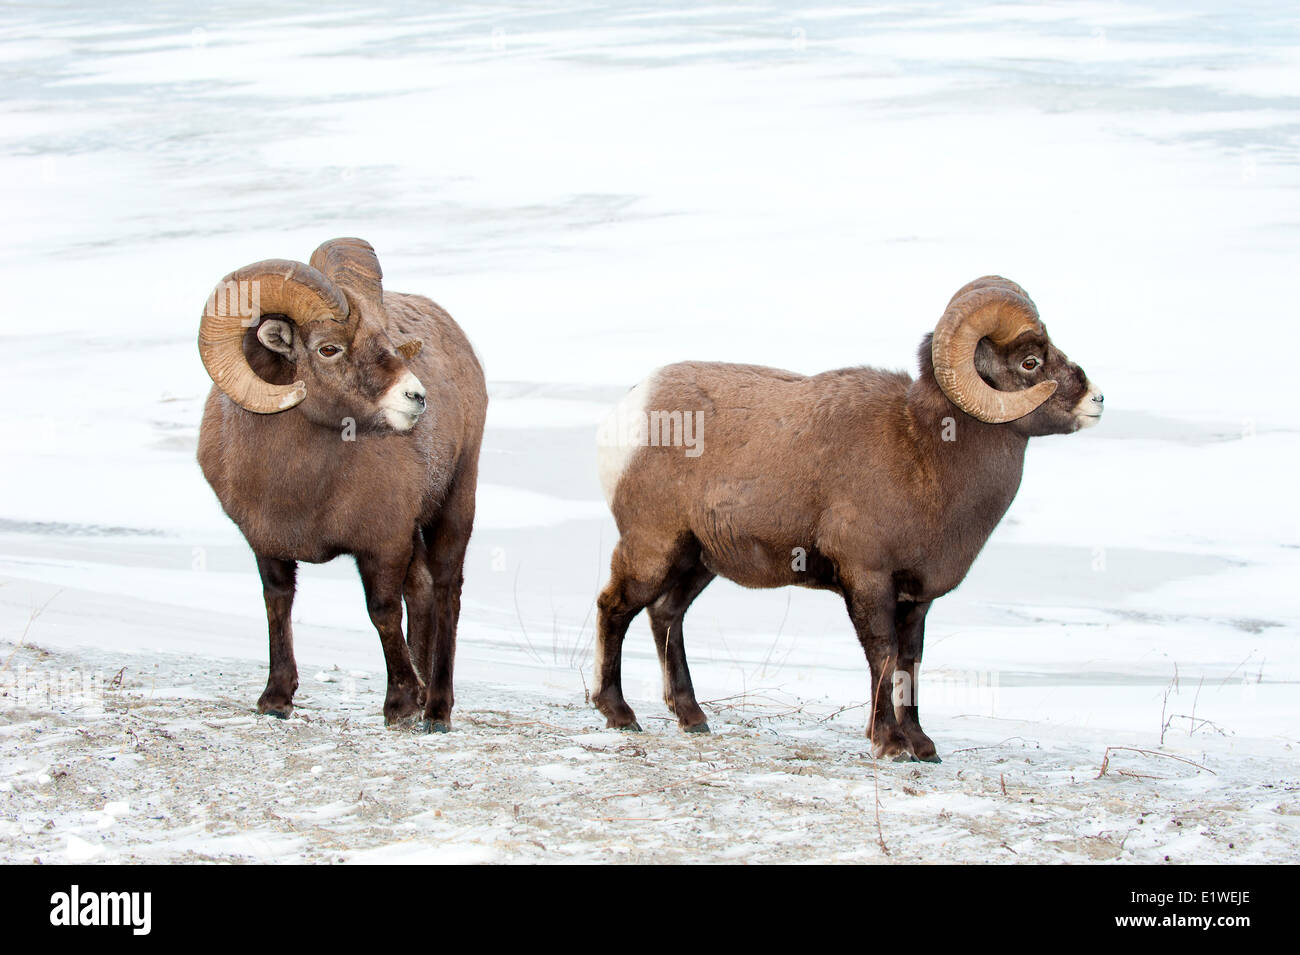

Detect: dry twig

[868,662,890,856]
[1097,746,1215,778]
[599,767,730,801]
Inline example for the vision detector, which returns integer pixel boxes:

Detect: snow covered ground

[2,637,1296,864]
[1,1,1297,863]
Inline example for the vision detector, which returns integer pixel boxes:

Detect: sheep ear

[397,339,423,361]
[256,318,295,356]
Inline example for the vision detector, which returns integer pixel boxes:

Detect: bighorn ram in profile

[197,238,486,732]
[594,277,1103,760]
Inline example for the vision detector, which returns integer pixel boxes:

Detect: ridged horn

[197,258,348,414]
[931,278,1057,423]
[945,275,1035,310]
[309,237,383,315]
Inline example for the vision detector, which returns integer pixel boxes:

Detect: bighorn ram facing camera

[197,238,486,732]
[594,276,1103,760]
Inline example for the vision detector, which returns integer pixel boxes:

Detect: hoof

[902,730,940,763]
[612,721,643,733]
[683,722,711,734]
[383,691,423,727]
[415,719,451,734]
[871,726,913,762]
[257,694,294,719]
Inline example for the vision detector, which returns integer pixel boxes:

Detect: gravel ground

[4,641,1296,865]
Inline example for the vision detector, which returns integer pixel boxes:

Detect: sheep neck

[905,374,1029,551]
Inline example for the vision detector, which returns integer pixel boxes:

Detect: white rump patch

[596,370,657,507]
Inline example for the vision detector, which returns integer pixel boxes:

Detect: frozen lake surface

[1,1,1297,862]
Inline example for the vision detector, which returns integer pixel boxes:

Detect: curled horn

[197,259,348,414]
[310,237,383,317]
[931,277,1057,423]
[312,238,424,362]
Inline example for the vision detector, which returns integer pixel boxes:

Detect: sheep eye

[318,344,343,358]
[1021,357,1039,371]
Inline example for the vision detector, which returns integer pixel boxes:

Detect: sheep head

[198,238,427,432]
[931,276,1103,434]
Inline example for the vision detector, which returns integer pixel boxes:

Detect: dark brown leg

[255,555,298,717]
[356,546,423,726]
[844,575,911,760]
[593,534,683,731]
[894,599,939,762]
[404,529,434,704]
[647,559,715,732]
[418,467,476,733]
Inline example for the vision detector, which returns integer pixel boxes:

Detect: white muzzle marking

[381,371,426,432]
[1074,381,1104,429]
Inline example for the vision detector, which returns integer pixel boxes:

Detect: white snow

[1,1,1297,863]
